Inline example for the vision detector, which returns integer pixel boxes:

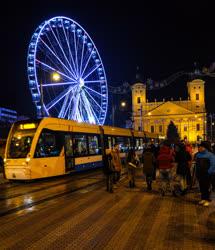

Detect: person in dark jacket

[195,141,215,206]
[103,149,115,193]
[142,146,156,190]
[126,148,140,188]
[175,143,192,195]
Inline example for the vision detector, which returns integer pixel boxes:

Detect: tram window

[8,133,34,158]
[139,138,143,149]
[123,137,130,152]
[135,138,139,150]
[115,137,124,152]
[88,135,100,155]
[35,130,64,158]
[73,134,87,156]
[112,137,116,146]
[107,136,112,149]
[65,134,73,157]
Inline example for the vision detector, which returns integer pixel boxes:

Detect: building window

[151,125,154,133]
[159,125,162,133]
[196,93,199,100]
[184,125,187,131]
[196,124,200,131]
[138,126,141,131]
[137,97,141,104]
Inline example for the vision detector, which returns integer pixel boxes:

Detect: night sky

[2,0,214,121]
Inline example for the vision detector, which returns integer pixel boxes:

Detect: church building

[132,79,207,143]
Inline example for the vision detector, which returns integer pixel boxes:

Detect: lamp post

[112,100,127,127]
[210,113,214,142]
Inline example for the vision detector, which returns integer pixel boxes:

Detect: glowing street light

[52,72,61,81]
[121,101,126,107]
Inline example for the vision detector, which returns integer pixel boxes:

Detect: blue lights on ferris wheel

[27,16,108,125]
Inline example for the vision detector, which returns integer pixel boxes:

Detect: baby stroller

[158,168,177,196]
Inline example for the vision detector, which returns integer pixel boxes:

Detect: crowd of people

[103,140,215,207]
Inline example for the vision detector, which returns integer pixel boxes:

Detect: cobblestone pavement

[0,175,214,250]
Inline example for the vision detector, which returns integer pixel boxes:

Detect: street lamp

[52,72,61,81]
[112,100,128,127]
[121,101,126,108]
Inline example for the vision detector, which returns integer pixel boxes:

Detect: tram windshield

[7,123,37,158]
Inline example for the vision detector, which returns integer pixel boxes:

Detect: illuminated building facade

[0,107,17,123]
[132,79,207,143]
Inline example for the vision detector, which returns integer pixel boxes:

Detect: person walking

[111,143,122,184]
[195,141,215,206]
[175,143,192,195]
[157,141,175,196]
[103,149,115,193]
[142,146,156,191]
[127,148,140,188]
[185,142,193,188]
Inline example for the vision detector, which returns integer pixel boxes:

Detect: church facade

[132,79,207,143]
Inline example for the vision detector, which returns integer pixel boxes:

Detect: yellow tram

[4,117,159,180]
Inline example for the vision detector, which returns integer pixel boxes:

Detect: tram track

[0,178,104,218]
[0,170,103,200]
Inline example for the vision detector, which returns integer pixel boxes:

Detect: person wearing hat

[195,141,215,206]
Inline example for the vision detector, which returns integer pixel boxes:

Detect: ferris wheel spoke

[43,32,68,74]
[48,24,76,77]
[83,63,102,80]
[73,29,79,77]
[58,91,70,118]
[36,59,74,82]
[83,88,102,110]
[79,35,85,78]
[84,85,103,97]
[39,38,76,79]
[63,86,79,118]
[81,91,97,123]
[43,81,77,87]
[38,41,68,78]
[84,80,105,84]
[80,48,95,78]
[58,86,77,118]
[69,92,81,120]
[46,85,76,111]
[53,25,76,74]
[61,20,78,75]
[89,104,100,123]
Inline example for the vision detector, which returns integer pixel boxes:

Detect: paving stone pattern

[0,177,214,249]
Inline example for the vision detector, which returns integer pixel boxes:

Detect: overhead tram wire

[108,67,215,94]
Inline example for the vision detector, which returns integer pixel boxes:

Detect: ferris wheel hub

[79,78,85,88]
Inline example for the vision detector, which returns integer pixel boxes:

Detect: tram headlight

[26,157,31,163]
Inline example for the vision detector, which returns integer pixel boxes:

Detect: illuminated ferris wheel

[27,16,108,125]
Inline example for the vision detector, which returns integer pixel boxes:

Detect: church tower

[187,79,205,112]
[131,83,146,130]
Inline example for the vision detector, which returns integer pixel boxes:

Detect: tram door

[64,134,74,172]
